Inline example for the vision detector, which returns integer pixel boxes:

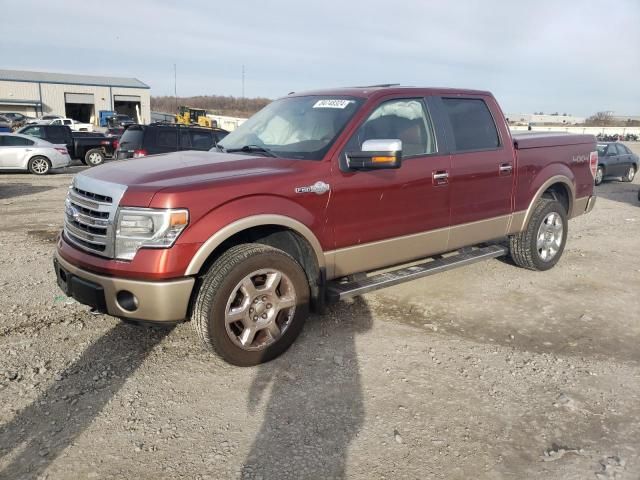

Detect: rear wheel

[623,165,636,182]
[28,156,51,175]
[509,198,568,271]
[192,243,309,366]
[84,149,105,167]
[594,166,604,185]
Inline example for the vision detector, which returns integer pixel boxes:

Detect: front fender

[180,195,326,276]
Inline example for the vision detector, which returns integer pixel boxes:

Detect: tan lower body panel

[55,252,195,322]
[326,214,513,280]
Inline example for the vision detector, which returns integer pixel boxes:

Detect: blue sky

[1,0,638,116]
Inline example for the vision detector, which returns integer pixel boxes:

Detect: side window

[179,129,191,149]
[441,98,500,152]
[23,126,45,139]
[622,145,632,154]
[3,136,34,146]
[347,98,436,157]
[51,119,61,125]
[607,144,619,156]
[63,119,72,125]
[190,130,214,150]
[157,129,178,148]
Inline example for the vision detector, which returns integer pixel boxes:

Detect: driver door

[327,97,451,278]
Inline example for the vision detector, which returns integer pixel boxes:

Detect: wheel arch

[515,175,575,232]
[185,215,326,311]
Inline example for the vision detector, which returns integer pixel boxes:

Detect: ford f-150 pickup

[53,85,597,366]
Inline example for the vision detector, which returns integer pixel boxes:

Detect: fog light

[116,290,138,312]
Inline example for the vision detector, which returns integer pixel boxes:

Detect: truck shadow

[0,183,56,200]
[240,297,373,480]
[0,322,173,479]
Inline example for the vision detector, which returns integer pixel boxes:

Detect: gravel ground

[0,146,639,480]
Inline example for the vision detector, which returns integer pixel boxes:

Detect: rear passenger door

[435,96,514,249]
[605,144,623,176]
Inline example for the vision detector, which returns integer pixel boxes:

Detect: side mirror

[346,139,402,170]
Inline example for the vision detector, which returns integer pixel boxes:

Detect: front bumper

[53,251,195,322]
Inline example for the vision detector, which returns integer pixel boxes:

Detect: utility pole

[174,63,178,114]
[242,64,245,99]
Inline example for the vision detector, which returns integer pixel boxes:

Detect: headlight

[115,208,189,260]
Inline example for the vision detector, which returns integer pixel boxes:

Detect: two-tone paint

[56,86,597,321]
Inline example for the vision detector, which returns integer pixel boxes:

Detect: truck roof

[287,85,493,99]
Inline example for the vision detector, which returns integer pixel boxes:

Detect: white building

[506,113,586,126]
[0,69,151,124]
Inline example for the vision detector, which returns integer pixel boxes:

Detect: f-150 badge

[295,181,330,195]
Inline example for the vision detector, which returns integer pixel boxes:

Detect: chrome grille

[63,176,127,258]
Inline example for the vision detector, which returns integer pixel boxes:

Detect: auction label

[313,99,352,109]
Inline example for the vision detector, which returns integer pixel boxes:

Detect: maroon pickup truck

[54,85,597,365]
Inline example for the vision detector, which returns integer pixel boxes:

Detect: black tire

[192,243,310,366]
[509,198,568,271]
[622,165,636,183]
[594,165,604,185]
[28,156,51,175]
[84,149,105,167]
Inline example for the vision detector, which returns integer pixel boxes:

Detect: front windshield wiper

[225,144,278,157]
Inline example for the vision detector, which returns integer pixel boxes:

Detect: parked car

[48,117,94,132]
[17,124,116,166]
[107,114,135,128]
[595,142,639,185]
[2,112,35,128]
[53,85,597,366]
[0,133,71,175]
[115,123,228,159]
[0,115,12,132]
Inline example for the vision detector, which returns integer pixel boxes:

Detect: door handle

[499,163,513,175]
[432,170,449,185]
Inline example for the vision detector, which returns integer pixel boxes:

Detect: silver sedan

[0,133,71,175]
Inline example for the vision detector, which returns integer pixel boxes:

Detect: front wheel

[192,243,309,366]
[28,156,51,175]
[84,149,105,167]
[623,165,636,183]
[509,198,568,271]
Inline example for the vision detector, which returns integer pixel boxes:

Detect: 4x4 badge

[295,181,330,195]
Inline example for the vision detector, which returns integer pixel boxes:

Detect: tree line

[150,95,271,118]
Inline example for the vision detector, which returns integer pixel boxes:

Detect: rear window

[119,127,144,149]
[441,98,500,152]
[48,127,69,144]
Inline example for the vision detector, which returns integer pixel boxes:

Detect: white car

[0,133,72,175]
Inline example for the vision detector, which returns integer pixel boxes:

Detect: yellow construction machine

[175,106,215,128]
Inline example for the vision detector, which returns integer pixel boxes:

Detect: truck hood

[78,150,302,206]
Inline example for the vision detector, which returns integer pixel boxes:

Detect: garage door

[114,95,140,102]
[65,93,95,104]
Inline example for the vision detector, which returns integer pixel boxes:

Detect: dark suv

[116,123,229,159]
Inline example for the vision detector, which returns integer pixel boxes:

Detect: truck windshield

[218,95,363,160]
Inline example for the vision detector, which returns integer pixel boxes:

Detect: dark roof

[0,69,149,89]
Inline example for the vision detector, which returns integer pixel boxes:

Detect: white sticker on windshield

[313,99,352,109]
